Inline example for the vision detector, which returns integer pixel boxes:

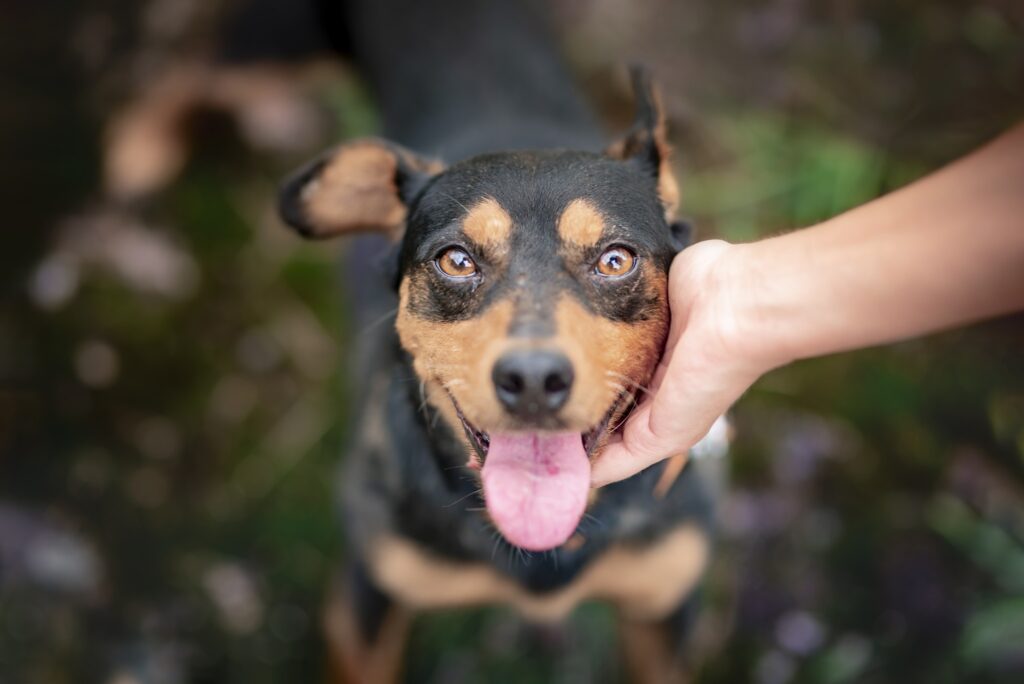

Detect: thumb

[590,403,682,486]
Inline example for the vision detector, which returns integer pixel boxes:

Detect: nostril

[544,372,569,395]
[542,363,572,412]
[498,372,524,396]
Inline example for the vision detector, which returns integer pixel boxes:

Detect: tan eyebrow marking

[461,197,512,248]
[557,198,606,247]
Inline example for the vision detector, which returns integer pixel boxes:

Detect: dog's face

[279,72,688,551]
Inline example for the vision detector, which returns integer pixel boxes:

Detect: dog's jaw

[449,390,634,550]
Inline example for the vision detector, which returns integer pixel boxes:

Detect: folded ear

[606,66,679,219]
[278,138,443,240]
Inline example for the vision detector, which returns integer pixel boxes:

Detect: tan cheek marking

[368,524,708,622]
[557,198,606,248]
[395,277,514,432]
[553,277,668,429]
[394,264,669,434]
[461,197,512,251]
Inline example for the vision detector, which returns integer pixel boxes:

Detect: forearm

[735,123,1024,367]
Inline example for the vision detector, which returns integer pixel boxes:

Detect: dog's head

[279,70,690,551]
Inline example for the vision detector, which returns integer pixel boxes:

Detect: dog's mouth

[450,393,631,552]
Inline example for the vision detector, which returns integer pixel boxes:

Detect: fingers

[591,344,745,487]
[591,402,710,487]
[591,408,654,487]
[591,439,659,487]
[646,348,725,444]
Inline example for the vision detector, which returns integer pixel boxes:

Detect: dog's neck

[337,0,603,159]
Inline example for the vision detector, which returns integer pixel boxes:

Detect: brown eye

[595,246,637,277]
[436,247,478,278]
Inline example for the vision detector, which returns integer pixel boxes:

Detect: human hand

[591,239,779,486]
[592,123,1024,487]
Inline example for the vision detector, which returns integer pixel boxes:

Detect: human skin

[592,122,1024,486]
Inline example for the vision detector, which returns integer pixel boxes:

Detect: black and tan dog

[274,0,716,681]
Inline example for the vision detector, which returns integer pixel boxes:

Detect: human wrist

[723,235,814,373]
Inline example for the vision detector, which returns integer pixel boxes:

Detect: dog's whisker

[444,487,483,508]
[605,370,653,396]
[607,400,637,434]
[610,388,639,425]
[605,380,629,394]
[605,369,649,391]
[545,548,560,572]
[416,379,433,418]
[491,531,502,562]
[439,191,471,213]
[514,545,531,568]
[357,307,399,338]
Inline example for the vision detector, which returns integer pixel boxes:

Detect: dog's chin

[450,394,631,552]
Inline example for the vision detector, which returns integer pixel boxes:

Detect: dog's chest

[366,524,708,622]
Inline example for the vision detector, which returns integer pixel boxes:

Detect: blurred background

[2,0,1023,682]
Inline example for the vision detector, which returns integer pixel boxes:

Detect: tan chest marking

[368,524,708,622]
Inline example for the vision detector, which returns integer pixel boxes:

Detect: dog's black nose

[492,350,573,418]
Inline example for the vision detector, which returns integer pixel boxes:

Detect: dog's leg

[324,560,413,684]
[617,593,702,684]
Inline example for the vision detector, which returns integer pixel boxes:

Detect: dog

[273,1,716,681]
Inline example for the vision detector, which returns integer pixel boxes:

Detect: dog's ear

[278,138,443,240]
[668,218,694,252]
[606,66,679,219]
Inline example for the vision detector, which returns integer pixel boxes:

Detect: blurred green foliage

[685,115,897,241]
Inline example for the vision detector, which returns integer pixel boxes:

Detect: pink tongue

[481,432,590,551]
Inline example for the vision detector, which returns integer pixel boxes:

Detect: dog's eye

[595,246,637,277]
[435,247,478,278]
